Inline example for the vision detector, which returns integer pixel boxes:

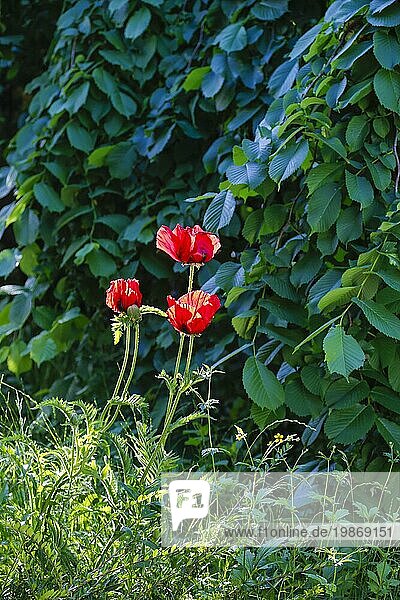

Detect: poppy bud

[106,279,142,313]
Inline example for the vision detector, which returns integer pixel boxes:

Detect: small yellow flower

[234,425,247,441]
[274,433,284,443]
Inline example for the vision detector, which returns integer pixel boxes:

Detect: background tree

[0,0,325,417]
[203,0,400,466]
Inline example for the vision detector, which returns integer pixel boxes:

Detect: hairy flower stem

[141,267,197,481]
[141,333,197,482]
[162,335,185,438]
[188,264,195,293]
[184,335,194,378]
[164,265,195,422]
[112,325,131,400]
[121,324,140,400]
[174,333,185,379]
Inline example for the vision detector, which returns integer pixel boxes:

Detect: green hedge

[0,0,323,406]
[202,0,400,464]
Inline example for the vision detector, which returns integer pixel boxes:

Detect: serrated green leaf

[373,116,390,137]
[336,206,362,243]
[372,387,400,415]
[227,163,267,189]
[307,183,341,233]
[269,139,309,183]
[259,297,307,327]
[232,311,257,339]
[183,67,211,92]
[30,333,58,366]
[242,209,264,244]
[377,267,400,292]
[325,378,369,408]
[86,249,117,277]
[263,272,298,301]
[0,249,19,277]
[290,23,323,59]
[242,356,284,410]
[388,357,400,392]
[124,7,151,41]
[285,377,323,417]
[376,417,400,450]
[373,31,400,69]
[214,23,247,53]
[306,163,343,196]
[250,403,285,430]
[345,115,369,151]
[203,190,235,232]
[373,68,400,114]
[318,286,358,312]
[33,182,64,213]
[334,41,373,70]
[323,325,365,377]
[87,145,115,167]
[269,59,298,97]
[110,89,137,117]
[345,170,374,207]
[353,297,400,340]
[366,157,392,191]
[66,122,95,153]
[261,205,286,234]
[301,364,326,396]
[370,0,397,14]
[367,3,400,27]
[251,0,288,20]
[325,404,375,444]
[338,78,373,109]
[215,262,244,291]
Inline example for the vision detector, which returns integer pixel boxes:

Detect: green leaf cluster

[202,0,400,457]
[0,0,323,399]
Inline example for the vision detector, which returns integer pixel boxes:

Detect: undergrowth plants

[1,370,400,597]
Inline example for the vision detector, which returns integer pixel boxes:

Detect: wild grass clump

[1,384,400,600]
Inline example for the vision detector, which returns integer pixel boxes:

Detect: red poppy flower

[166,290,221,335]
[106,279,142,313]
[156,224,220,264]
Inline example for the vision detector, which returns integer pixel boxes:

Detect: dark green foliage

[0,0,325,405]
[5,0,400,458]
[0,1,62,147]
[201,0,400,456]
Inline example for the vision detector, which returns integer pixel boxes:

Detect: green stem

[141,268,197,481]
[141,334,196,482]
[188,264,195,293]
[174,333,185,379]
[206,377,216,475]
[121,324,140,400]
[161,335,195,453]
[141,387,184,482]
[184,334,195,378]
[112,325,131,400]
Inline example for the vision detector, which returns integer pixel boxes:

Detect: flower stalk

[121,323,140,401]
[106,224,221,481]
[112,324,131,400]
